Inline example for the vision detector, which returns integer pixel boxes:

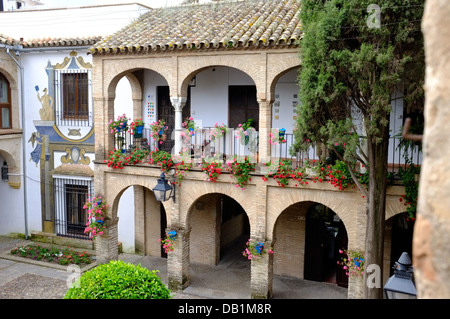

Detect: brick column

[134,186,145,255]
[250,240,274,299]
[95,217,119,264]
[167,227,191,291]
[258,100,273,164]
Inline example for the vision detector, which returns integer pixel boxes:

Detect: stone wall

[414,0,450,298]
[95,161,408,298]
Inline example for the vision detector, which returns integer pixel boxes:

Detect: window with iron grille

[53,176,93,239]
[54,69,92,126]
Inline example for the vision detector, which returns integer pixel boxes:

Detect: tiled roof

[0,33,19,46]
[90,0,302,54]
[21,36,102,48]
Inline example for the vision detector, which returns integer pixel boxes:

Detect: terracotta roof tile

[0,33,19,46]
[21,36,102,48]
[90,0,302,54]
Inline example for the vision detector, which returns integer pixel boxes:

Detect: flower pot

[134,125,144,138]
[353,257,363,268]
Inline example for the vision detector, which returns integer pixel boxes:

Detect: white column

[170,97,187,156]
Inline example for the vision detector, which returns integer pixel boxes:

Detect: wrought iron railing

[112,128,422,172]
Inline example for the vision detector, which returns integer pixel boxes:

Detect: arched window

[0,73,11,129]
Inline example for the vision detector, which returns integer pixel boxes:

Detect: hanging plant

[200,158,225,183]
[242,239,273,260]
[338,249,365,277]
[149,119,168,146]
[226,156,256,190]
[158,231,177,254]
[130,118,145,137]
[269,128,286,145]
[84,196,108,239]
[181,117,197,138]
[109,114,130,134]
[209,123,229,140]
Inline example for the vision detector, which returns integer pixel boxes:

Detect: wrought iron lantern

[384,252,417,299]
[1,161,8,182]
[152,172,175,202]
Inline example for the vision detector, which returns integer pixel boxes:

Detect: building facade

[89,0,418,298]
[0,0,421,299]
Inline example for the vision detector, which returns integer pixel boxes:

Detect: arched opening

[0,72,12,129]
[185,66,257,130]
[386,213,414,276]
[304,203,348,287]
[273,201,348,288]
[189,193,250,265]
[187,193,251,295]
[115,185,167,256]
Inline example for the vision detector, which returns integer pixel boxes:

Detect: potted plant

[150,119,168,147]
[338,249,365,276]
[236,118,256,145]
[242,239,273,260]
[83,195,108,239]
[181,116,197,137]
[158,230,177,254]
[209,123,229,140]
[130,118,145,138]
[109,114,129,134]
[269,128,286,145]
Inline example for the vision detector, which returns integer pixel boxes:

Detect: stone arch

[0,66,20,130]
[0,149,18,174]
[104,173,171,256]
[104,173,172,223]
[178,64,258,101]
[267,56,301,102]
[186,192,250,266]
[267,187,364,249]
[268,65,301,102]
[180,181,257,232]
[272,200,348,287]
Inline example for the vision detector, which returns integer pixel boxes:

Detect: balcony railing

[112,127,422,172]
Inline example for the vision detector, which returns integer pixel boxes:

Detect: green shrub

[64,260,172,299]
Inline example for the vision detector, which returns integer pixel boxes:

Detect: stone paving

[0,236,348,299]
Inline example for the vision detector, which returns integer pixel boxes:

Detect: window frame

[0,73,12,129]
[53,175,94,239]
[54,68,93,126]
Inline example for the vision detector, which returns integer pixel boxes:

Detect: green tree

[292,0,424,298]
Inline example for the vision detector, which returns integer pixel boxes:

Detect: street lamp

[384,252,417,299]
[1,161,8,182]
[152,172,175,202]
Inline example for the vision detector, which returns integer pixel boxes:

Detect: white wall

[0,153,25,235]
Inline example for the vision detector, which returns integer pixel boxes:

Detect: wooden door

[304,213,328,281]
[229,86,259,130]
[157,86,190,152]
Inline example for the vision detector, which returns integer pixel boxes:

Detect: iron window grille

[53,175,93,239]
[54,69,93,127]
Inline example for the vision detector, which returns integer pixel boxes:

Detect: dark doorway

[157,86,191,152]
[229,86,259,130]
[220,195,250,259]
[389,214,414,276]
[304,204,348,287]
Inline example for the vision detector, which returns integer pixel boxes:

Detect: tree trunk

[364,127,389,299]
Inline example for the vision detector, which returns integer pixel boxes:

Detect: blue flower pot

[134,125,144,138]
[354,257,364,268]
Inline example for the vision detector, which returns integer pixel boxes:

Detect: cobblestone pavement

[0,236,347,300]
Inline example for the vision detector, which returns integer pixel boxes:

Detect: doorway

[157,86,191,152]
[228,85,259,130]
[304,204,348,287]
